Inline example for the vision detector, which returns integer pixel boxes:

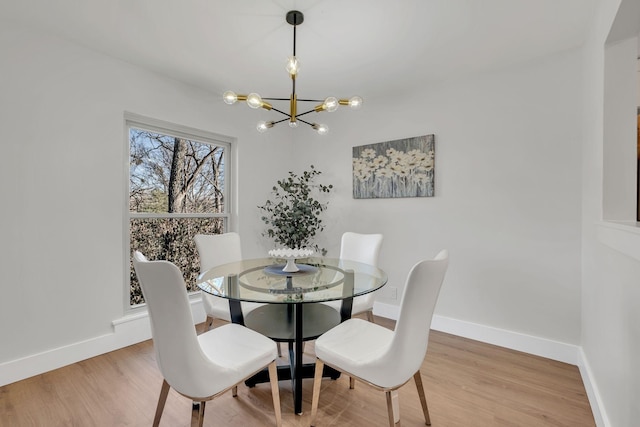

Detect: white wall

[294,49,584,346]
[581,0,640,425]
[0,22,287,380]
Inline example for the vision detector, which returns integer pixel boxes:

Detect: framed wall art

[352,134,435,199]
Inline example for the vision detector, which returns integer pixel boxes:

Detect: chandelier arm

[272,118,290,125]
[297,98,325,103]
[262,97,292,101]
[270,107,292,118]
[296,118,315,127]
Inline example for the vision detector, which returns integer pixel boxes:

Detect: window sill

[596,221,640,262]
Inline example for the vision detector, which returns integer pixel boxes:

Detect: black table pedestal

[242,303,343,415]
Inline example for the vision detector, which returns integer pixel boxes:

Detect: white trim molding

[430,315,580,365]
[596,221,640,262]
[374,301,579,364]
[578,348,611,427]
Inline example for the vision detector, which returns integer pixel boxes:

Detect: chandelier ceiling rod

[222,10,363,135]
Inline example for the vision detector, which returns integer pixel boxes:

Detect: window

[126,114,232,307]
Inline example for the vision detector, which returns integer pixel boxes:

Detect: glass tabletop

[197,257,387,304]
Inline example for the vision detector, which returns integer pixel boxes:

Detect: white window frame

[123,112,234,312]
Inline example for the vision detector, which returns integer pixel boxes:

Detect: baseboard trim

[577,348,611,427]
[0,298,205,387]
[431,314,580,365]
[374,302,579,364]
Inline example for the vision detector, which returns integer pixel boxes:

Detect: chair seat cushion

[197,323,277,394]
[315,318,399,388]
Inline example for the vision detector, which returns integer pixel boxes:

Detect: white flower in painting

[353,158,367,173]
[420,153,434,171]
[357,171,372,182]
[375,167,393,178]
[404,155,420,169]
[360,148,377,159]
[386,148,397,157]
[372,155,388,168]
[410,150,428,163]
[413,173,428,185]
[389,150,406,165]
[389,162,409,177]
[353,158,373,182]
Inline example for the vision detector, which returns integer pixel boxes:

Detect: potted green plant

[258,165,333,256]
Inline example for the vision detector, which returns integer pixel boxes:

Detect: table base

[243,303,343,414]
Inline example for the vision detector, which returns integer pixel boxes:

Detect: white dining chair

[195,233,262,331]
[324,232,383,322]
[310,250,449,427]
[132,251,282,427]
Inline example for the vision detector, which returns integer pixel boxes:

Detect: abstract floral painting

[352,134,434,199]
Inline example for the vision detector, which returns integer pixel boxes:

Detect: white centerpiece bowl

[268,248,314,272]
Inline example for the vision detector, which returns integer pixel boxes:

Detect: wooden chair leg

[268,361,283,427]
[310,359,325,426]
[413,371,431,425]
[349,377,355,389]
[191,401,198,427]
[366,310,375,323]
[191,400,205,427]
[232,385,238,397]
[153,380,170,427]
[204,315,214,332]
[385,391,397,427]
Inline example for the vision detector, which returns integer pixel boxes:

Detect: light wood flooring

[0,316,595,426]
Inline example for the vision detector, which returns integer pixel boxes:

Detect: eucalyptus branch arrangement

[258,165,333,255]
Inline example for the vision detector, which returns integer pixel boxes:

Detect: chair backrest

[194,232,243,274]
[340,232,383,307]
[339,232,383,266]
[387,250,449,382]
[132,251,223,397]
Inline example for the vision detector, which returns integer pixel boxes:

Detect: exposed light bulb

[323,97,339,112]
[349,96,363,109]
[257,121,274,133]
[285,56,299,76]
[223,91,238,105]
[289,120,298,128]
[313,123,329,135]
[246,93,263,109]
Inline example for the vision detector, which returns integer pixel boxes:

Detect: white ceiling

[2,0,596,100]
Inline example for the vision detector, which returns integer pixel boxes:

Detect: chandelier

[222,10,362,135]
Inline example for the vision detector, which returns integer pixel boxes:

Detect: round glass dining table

[196,257,387,415]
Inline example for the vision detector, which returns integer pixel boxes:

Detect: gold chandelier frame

[223,10,362,135]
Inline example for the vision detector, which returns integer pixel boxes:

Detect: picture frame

[352,134,435,199]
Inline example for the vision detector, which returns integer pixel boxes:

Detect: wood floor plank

[0,316,595,426]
